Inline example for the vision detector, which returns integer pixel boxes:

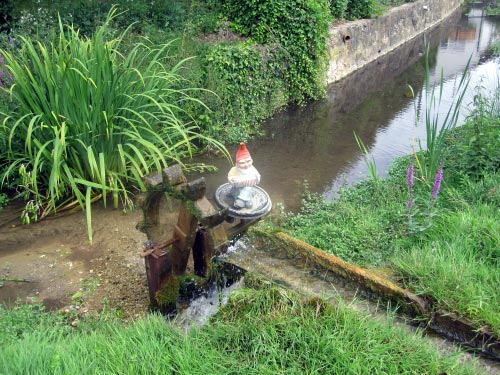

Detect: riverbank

[276,75,500,347]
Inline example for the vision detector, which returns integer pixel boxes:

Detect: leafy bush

[444,85,500,180]
[329,0,349,19]
[0,0,14,32]
[8,0,197,37]
[0,9,227,240]
[222,0,329,104]
[200,0,330,140]
[203,42,288,142]
[346,0,375,19]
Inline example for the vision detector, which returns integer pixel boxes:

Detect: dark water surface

[194,7,500,212]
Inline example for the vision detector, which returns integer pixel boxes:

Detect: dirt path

[0,200,151,320]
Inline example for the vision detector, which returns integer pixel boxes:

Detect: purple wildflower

[432,167,443,200]
[407,164,415,212]
[407,198,414,211]
[9,37,14,48]
[0,53,4,65]
[407,164,414,189]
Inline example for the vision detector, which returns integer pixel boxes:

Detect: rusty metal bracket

[140,237,179,258]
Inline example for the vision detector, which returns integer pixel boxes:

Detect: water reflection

[194,8,500,212]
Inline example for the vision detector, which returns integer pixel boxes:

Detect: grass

[0,283,483,374]
[280,179,406,266]
[279,72,500,335]
[393,204,500,328]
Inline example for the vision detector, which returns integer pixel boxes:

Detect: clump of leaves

[0,8,228,241]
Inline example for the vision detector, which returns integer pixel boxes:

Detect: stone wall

[327,0,462,83]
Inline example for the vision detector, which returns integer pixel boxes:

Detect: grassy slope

[0,284,482,374]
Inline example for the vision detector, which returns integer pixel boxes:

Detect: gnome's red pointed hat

[236,142,251,162]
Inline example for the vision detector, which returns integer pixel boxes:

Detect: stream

[193,6,500,212]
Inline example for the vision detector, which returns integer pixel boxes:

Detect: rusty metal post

[143,249,172,306]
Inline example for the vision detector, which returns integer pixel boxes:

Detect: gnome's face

[236,157,253,170]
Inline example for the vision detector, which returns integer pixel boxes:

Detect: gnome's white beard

[237,166,255,176]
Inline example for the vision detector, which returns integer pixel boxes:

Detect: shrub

[346,0,375,19]
[203,42,288,142]
[329,0,349,19]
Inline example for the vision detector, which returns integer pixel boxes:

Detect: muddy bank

[0,200,150,320]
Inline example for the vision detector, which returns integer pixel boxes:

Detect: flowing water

[193,7,500,212]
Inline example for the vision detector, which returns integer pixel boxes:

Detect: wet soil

[0,199,152,320]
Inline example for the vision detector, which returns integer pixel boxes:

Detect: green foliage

[0,8,228,241]
[330,0,377,20]
[329,0,349,19]
[0,193,8,210]
[0,0,14,32]
[413,46,470,184]
[281,180,406,266]
[492,40,500,56]
[223,0,330,104]
[0,301,66,344]
[486,0,500,16]
[203,42,287,142]
[346,0,375,19]
[280,73,500,333]
[0,287,481,374]
[204,0,329,140]
[444,83,500,180]
[393,204,500,333]
[8,0,198,37]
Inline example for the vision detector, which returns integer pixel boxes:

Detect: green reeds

[0,8,228,241]
[414,44,471,183]
[353,131,379,185]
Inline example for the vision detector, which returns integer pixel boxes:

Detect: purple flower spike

[9,37,14,48]
[0,53,4,65]
[407,198,414,211]
[432,167,443,200]
[407,164,414,189]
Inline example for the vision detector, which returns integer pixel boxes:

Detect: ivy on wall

[203,0,330,142]
[204,42,289,142]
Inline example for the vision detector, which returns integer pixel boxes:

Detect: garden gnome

[228,142,261,209]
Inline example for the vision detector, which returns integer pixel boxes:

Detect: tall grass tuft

[353,131,379,185]
[414,45,470,183]
[0,8,228,241]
